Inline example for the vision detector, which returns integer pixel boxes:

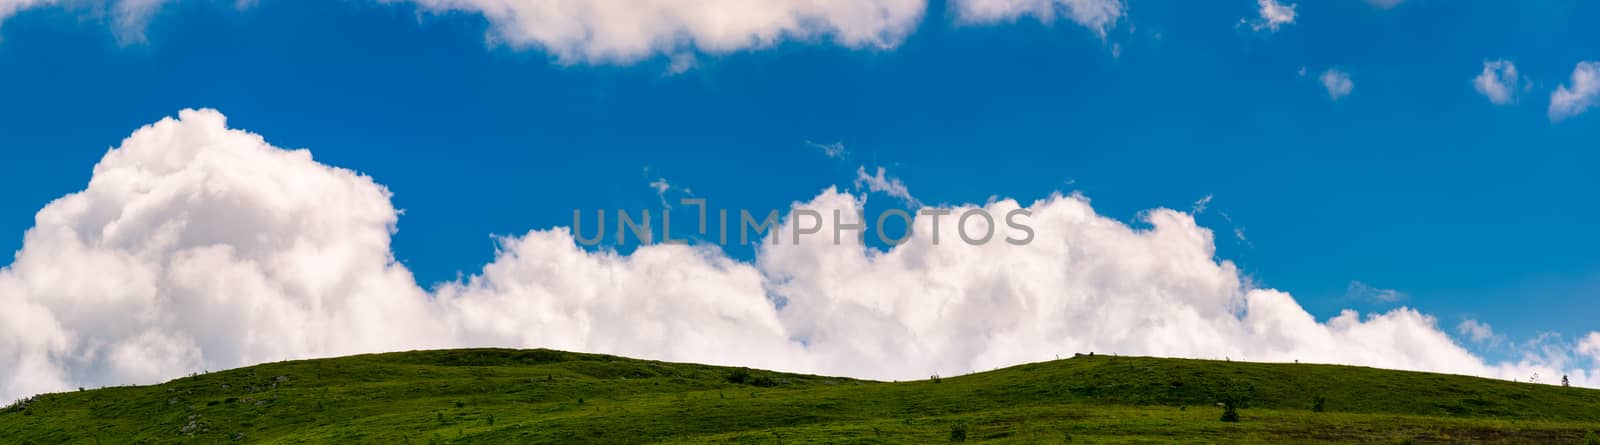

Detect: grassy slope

[3,349,1599,444]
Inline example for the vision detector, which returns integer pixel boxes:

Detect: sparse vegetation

[2,349,1599,443]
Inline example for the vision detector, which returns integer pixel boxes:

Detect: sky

[1,0,1599,400]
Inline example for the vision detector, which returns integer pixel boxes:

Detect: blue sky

[1,0,1597,369]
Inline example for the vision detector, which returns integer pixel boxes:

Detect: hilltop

[3,349,1599,443]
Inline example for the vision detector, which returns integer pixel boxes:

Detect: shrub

[1212,378,1255,423]
[1220,409,1240,422]
[750,375,778,388]
[726,369,752,385]
[1312,395,1326,413]
[1584,431,1599,445]
[949,422,968,442]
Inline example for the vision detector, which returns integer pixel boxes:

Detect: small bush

[750,375,778,388]
[949,422,968,442]
[1312,395,1326,413]
[726,369,751,385]
[1584,431,1599,445]
[1220,409,1239,422]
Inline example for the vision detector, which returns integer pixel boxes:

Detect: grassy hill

[3,349,1599,444]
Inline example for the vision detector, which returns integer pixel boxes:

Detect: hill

[3,349,1599,443]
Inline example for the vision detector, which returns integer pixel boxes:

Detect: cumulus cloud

[1320,68,1354,101]
[1473,60,1521,105]
[3,109,1600,402]
[404,0,928,64]
[1550,61,1600,122]
[1245,0,1295,32]
[951,0,1125,37]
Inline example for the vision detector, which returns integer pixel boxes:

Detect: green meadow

[4,348,1598,444]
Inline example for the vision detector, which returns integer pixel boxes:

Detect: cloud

[405,0,928,64]
[1579,333,1600,363]
[0,0,171,42]
[1457,318,1502,347]
[0,0,51,25]
[0,0,928,64]
[807,140,848,159]
[1191,194,1213,214]
[1245,0,1296,32]
[1550,61,1600,122]
[1346,281,1406,304]
[1473,60,1520,105]
[4,109,1600,402]
[1366,0,1403,9]
[854,166,920,207]
[950,0,1125,37]
[1320,68,1354,101]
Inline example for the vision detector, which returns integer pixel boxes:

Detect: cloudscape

[2,0,1599,441]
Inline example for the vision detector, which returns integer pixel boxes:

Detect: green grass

[3,349,1598,443]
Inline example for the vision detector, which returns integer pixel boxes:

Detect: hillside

[3,349,1598,444]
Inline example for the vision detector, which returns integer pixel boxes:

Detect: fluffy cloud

[1473,60,1520,105]
[3,109,1599,402]
[1458,318,1501,346]
[950,0,1125,37]
[0,0,928,63]
[1320,68,1354,101]
[1246,0,1295,32]
[405,0,928,64]
[1549,61,1600,122]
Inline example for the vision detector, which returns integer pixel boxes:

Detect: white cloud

[1366,0,1403,9]
[1320,68,1354,101]
[0,0,172,43]
[1579,333,1600,363]
[406,0,928,64]
[0,0,928,64]
[1550,61,1600,122]
[1191,194,1213,214]
[807,141,848,159]
[854,166,920,207]
[3,109,1599,402]
[1473,60,1520,105]
[1347,281,1405,303]
[950,0,1125,37]
[0,0,50,24]
[1246,0,1296,32]
[1457,318,1502,346]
